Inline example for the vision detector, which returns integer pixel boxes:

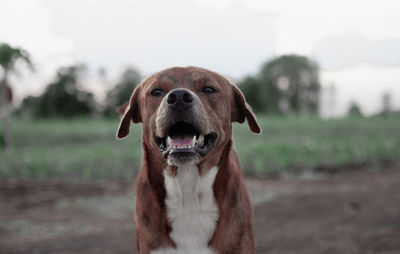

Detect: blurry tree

[0,43,33,152]
[239,76,265,112]
[239,55,321,115]
[103,67,141,117]
[322,82,337,118]
[17,95,40,118]
[347,101,363,118]
[20,65,96,118]
[259,55,320,115]
[381,91,392,117]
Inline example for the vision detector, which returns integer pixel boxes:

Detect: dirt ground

[1,167,399,254]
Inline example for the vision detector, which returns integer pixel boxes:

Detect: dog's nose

[167,89,194,110]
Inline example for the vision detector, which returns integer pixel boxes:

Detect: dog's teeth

[198,135,204,146]
[167,136,171,147]
[192,136,196,146]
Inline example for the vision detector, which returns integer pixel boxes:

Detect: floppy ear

[231,84,262,134]
[117,101,129,115]
[116,86,142,139]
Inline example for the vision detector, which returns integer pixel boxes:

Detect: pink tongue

[171,136,193,147]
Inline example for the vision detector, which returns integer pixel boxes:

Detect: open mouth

[155,121,217,158]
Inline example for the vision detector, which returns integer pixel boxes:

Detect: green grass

[0,119,142,182]
[0,116,399,181]
[234,116,400,176]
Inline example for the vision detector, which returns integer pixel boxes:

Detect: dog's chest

[158,166,219,254]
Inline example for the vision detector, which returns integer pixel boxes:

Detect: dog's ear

[231,84,261,134]
[116,86,142,139]
[117,101,129,115]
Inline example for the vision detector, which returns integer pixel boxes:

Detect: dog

[117,66,261,254]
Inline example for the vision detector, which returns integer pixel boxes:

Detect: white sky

[1,0,400,116]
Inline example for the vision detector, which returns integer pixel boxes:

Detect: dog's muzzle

[155,89,217,163]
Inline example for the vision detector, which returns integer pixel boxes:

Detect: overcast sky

[1,0,400,116]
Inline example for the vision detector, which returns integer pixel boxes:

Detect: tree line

[17,65,142,119]
[1,42,398,151]
[3,43,323,120]
[239,55,320,115]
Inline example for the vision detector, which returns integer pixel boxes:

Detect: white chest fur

[153,166,219,254]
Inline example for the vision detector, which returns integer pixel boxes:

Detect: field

[1,116,400,253]
[1,116,399,181]
[1,165,400,253]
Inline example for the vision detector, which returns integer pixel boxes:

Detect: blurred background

[1,0,399,253]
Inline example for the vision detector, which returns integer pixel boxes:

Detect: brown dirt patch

[1,168,399,253]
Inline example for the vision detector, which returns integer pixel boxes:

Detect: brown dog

[117,66,261,254]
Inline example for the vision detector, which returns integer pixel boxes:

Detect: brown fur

[117,66,261,253]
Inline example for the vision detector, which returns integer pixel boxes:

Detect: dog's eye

[150,88,164,97]
[202,86,216,94]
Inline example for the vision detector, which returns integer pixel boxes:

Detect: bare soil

[1,167,399,254]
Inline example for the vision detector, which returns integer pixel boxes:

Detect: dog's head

[117,67,261,167]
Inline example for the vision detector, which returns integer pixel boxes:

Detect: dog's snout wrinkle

[167,89,194,111]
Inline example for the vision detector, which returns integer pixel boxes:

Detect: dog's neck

[162,164,219,253]
[142,139,242,253]
[141,139,234,206]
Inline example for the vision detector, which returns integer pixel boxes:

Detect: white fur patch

[152,166,219,254]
